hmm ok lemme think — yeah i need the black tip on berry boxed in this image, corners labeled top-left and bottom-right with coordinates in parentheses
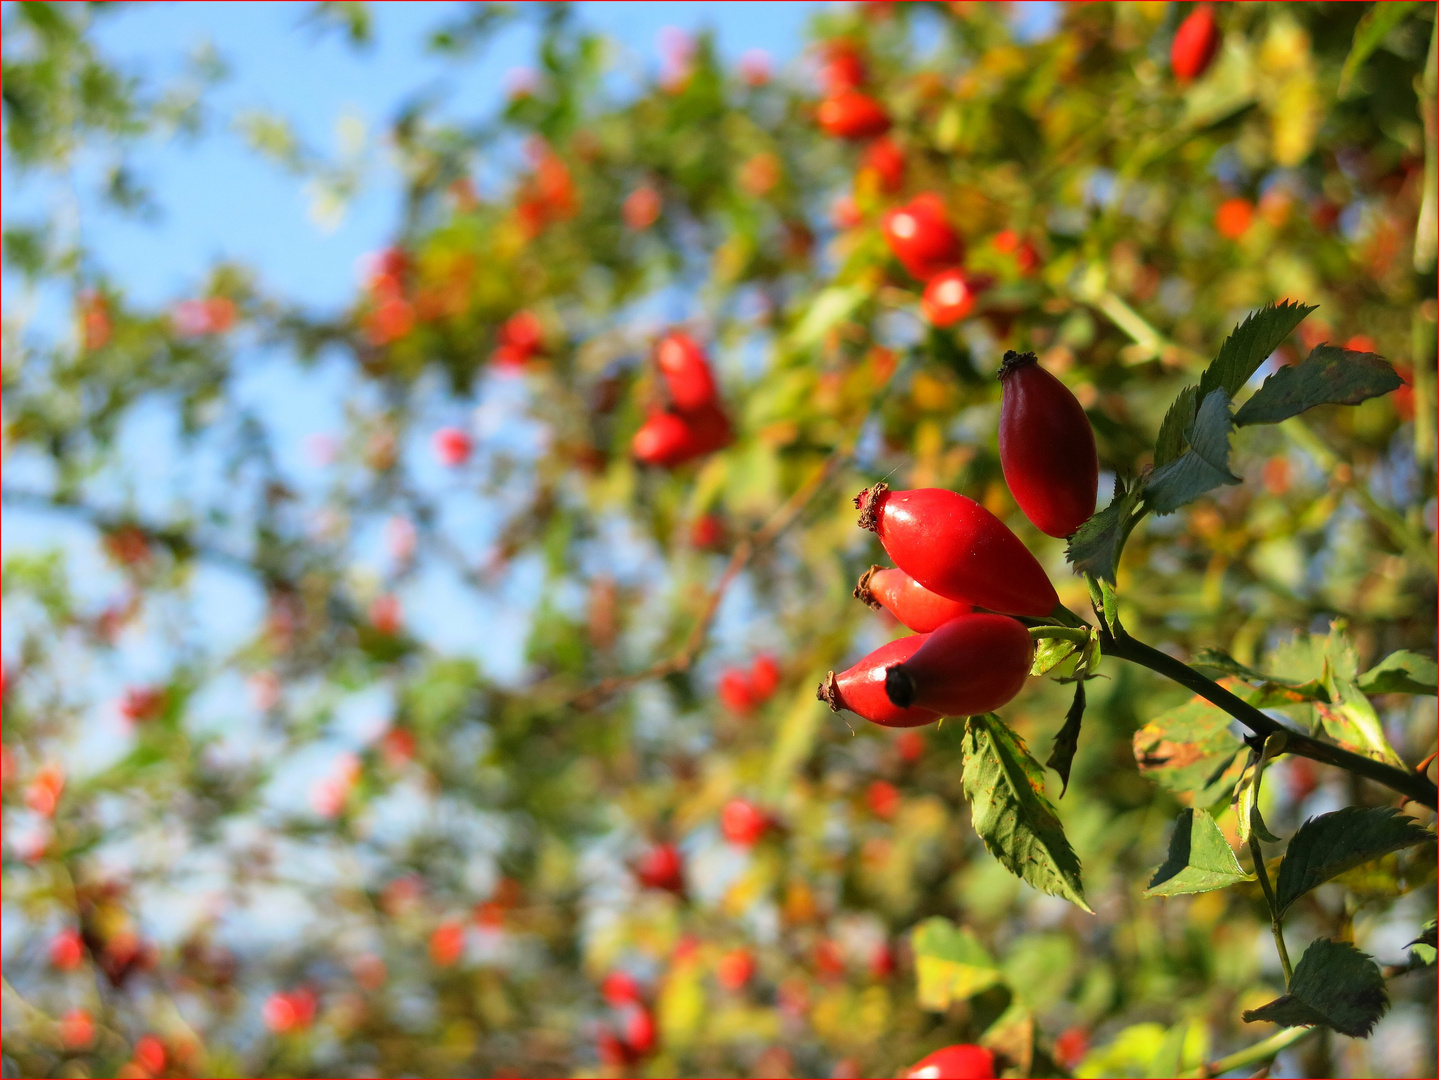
top-left (884, 664), bottom-right (917, 708)
top-left (853, 565), bottom-right (884, 609)
top-left (854, 483), bottom-right (889, 532)
top-left (817, 673), bottom-right (841, 711)
top-left (997, 350), bottom-right (1038, 380)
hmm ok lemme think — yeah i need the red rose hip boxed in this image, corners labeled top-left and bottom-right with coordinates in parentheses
top-left (921, 269), bottom-right (977, 327)
top-left (817, 634), bottom-right (941, 728)
top-left (997, 350), bottom-right (1098, 538)
top-left (903, 1043), bottom-right (996, 1080)
top-left (882, 194), bottom-right (963, 281)
top-left (816, 90), bottom-right (891, 140)
top-left (883, 613), bottom-right (1032, 717)
top-left (854, 565), bottom-right (972, 633)
top-left (854, 483), bottom-right (1059, 617)
top-left (720, 799), bottom-right (769, 845)
top-left (656, 331), bottom-right (718, 412)
top-left (1171, 4), bottom-right (1220, 83)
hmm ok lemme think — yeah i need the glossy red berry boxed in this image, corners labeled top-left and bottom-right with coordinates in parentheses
top-left (854, 565), bottom-right (971, 633)
top-left (884, 613), bottom-right (1033, 716)
top-left (817, 634), bottom-right (941, 728)
top-left (432, 427), bottom-right (472, 467)
top-left (921, 269), bottom-right (977, 327)
top-left (656, 331), bottom-right (718, 412)
top-left (997, 351), bottom-right (1098, 538)
top-left (1171, 4), bottom-right (1220, 83)
top-left (854, 483), bottom-right (1059, 617)
top-left (903, 1043), bottom-right (996, 1080)
top-left (816, 90), bottom-right (891, 140)
top-left (882, 194), bottom-right (963, 281)
top-left (860, 136), bottom-right (905, 193)
top-left (720, 798), bottom-right (769, 845)
top-left (631, 404), bottom-right (732, 468)
top-left (634, 842), bottom-right (685, 891)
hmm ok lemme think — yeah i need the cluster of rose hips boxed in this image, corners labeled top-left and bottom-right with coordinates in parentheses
top-left (820, 349), bottom-right (1098, 727)
top-left (717, 654), bottom-right (782, 715)
top-left (630, 331), bottom-right (734, 467)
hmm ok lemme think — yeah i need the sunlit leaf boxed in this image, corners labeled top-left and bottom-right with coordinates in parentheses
top-left (1274, 806), bottom-right (1435, 915)
top-left (1144, 808), bottom-right (1252, 897)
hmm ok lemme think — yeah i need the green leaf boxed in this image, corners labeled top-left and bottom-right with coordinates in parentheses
top-left (1045, 682), bottom-right (1086, 797)
top-left (1274, 806), bottom-right (1435, 916)
top-left (1357, 651), bottom-right (1438, 696)
top-left (1144, 808), bottom-right (1253, 897)
top-left (1132, 693), bottom-right (1247, 806)
top-left (1408, 920), bottom-right (1437, 966)
top-left (1192, 648), bottom-right (1328, 705)
top-left (1339, 1), bottom-right (1422, 98)
top-left (1318, 667), bottom-right (1404, 766)
top-left (1031, 635), bottom-right (1080, 677)
top-left (1242, 938), bottom-right (1388, 1038)
top-left (961, 714), bottom-right (1091, 912)
top-left (910, 917), bottom-right (1004, 1010)
top-left (1153, 384), bottom-right (1198, 468)
top-left (1142, 389), bottom-right (1240, 514)
top-left (1066, 476), bottom-right (1146, 582)
top-left (789, 283), bottom-right (868, 348)
top-left (1233, 732), bottom-right (1286, 845)
top-left (1198, 300), bottom-right (1317, 400)
top-left (1233, 345), bottom-right (1403, 426)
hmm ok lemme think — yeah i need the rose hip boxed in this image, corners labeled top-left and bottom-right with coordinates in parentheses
top-left (854, 483), bottom-right (1059, 617)
top-left (817, 634), bottom-right (941, 728)
top-left (854, 565), bottom-right (972, 633)
top-left (1171, 4), bottom-right (1220, 83)
top-left (997, 350), bottom-right (1099, 538)
top-left (903, 1043), bottom-right (996, 1079)
top-left (884, 613), bottom-right (1032, 717)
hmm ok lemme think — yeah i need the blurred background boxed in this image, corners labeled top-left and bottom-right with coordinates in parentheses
top-left (2, 2), bottom-right (1435, 1077)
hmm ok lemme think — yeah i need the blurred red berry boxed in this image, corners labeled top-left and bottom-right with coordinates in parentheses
top-left (368, 594), bottom-right (403, 635)
top-left (380, 727), bottom-right (416, 768)
top-left (903, 1044), bottom-right (995, 1079)
top-left (921, 269), bottom-right (978, 327)
top-left (50, 928), bottom-right (85, 970)
top-left (25, 764), bottom-right (65, 816)
top-left (860, 135), bottom-right (905, 193)
top-left (620, 1004), bottom-right (656, 1056)
top-left (689, 513), bottom-right (726, 549)
top-left (750, 655), bottom-right (781, 701)
top-left (820, 41), bottom-right (867, 94)
top-left (866, 779), bottom-right (901, 819)
top-left (60, 1008), bottom-right (95, 1051)
top-left (1054, 1026), bottom-right (1089, 1071)
top-left (882, 194), bottom-right (963, 280)
top-left (716, 948), bottom-right (756, 990)
top-left (816, 90), bottom-right (891, 140)
top-left (429, 921), bottom-right (465, 966)
top-left (718, 669), bottom-right (756, 714)
top-left (655, 331), bottom-right (719, 412)
top-left (1215, 198), bottom-right (1254, 240)
top-left (602, 969), bottom-right (644, 1006)
top-left (432, 427), bottom-right (472, 467)
top-left (119, 686), bottom-right (164, 724)
top-left (897, 730), bottom-right (925, 762)
top-left (720, 798), bottom-right (769, 846)
top-left (814, 938), bottom-right (845, 979)
top-left (635, 842), bottom-right (685, 891)
top-left (264, 989), bottom-right (316, 1034)
top-left (1171, 4), bottom-right (1220, 83)
top-left (134, 1035), bottom-right (167, 1075)
top-left (739, 49), bottom-right (772, 86)
top-left (624, 185), bottom-right (662, 231)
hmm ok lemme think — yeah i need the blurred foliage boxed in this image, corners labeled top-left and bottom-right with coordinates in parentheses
top-left (2, 2), bottom-right (1436, 1078)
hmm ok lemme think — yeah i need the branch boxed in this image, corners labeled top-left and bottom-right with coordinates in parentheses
top-left (1099, 630), bottom-right (1439, 809)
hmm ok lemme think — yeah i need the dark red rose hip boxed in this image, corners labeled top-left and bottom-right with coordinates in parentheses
top-left (997, 350), bottom-right (1098, 538)
top-left (883, 613), bottom-right (1032, 717)
top-left (854, 484), bottom-right (1059, 617)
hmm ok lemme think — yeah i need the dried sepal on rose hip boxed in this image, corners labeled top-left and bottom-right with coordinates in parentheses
top-left (997, 350), bottom-right (1098, 539)
top-left (817, 634), bottom-right (941, 728)
top-left (854, 483), bottom-right (1059, 618)
top-left (883, 613), bottom-right (1033, 717)
top-left (854, 565), bottom-right (972, 633)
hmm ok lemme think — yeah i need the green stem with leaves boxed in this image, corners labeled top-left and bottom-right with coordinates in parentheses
top-left (1094, 628), bottom-right (1439, 809)
top-left (1247, 828), bottom-right (1293, 986)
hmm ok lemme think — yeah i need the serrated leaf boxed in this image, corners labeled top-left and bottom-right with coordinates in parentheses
top-left (1339, 1), bottom-right (1422, 98)
top-left (1357, 651), bottom-right (1438, 696)
top-left (1066, 476), bottom-right (1146, 582)
top-left (910, 917), bottom-right (1004, 1010)
top-left (1192, 648), bottom-right (1327, 704)
top-left (1133, 693), bottom-right (1248, 806)
top-left (1318, 667), bottom-right (1404, 766)
top-left (1242, 938), bottom-right (1388, 1038)
top-left (1199, 300), bottom-right (1317, 400)
top-left (1274, 806), bottom-right (1435, 915)
top-left (1045, 682), bottom-right (1086, 797)
top-left (1143, 389), bottom-right (1241, 514)
top-left (961, 713), bottom-right (1091, 912)
top-left (1153, 384), bottom-right (1198, 467)
top-left (1031, 635), bottom-right (1080, 676)
top-left (1144, 808), bottom-right (1253, 897)
top-left (1234, 345), bottom-right (1403, 426)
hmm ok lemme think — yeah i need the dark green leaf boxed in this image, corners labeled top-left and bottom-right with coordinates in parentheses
top-left (1066, 476), bottom-right (1146, 582)
top-left (1275, 806), bottom-right (1435, 915)
top-left (1145, 808), bottom-right (1253, 897)
top-left (1242, 939), bottom-right (1388, 1037)
top-left (961, 713), bottom-right (1091, 912)
top-left (1199, 300), bottom-right (1317, 400)
top-left (1132, 694), bottom-right (1247, 805)
top-left (1357, 651), bottom-right (1438, 696)
top-left (910, 917), bottom-right (1004, 1010)
top-left (1153, 384), bottom-right (1198, 468)
top-left (1339, 1), bottom-right (1422, 97)
top-left (1234, 345), bottom-right (1403, 426)
top-left (1045, 681), bottom-right (1085, 797)
top-left (1143, 389), bottom-right (1240, 514)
